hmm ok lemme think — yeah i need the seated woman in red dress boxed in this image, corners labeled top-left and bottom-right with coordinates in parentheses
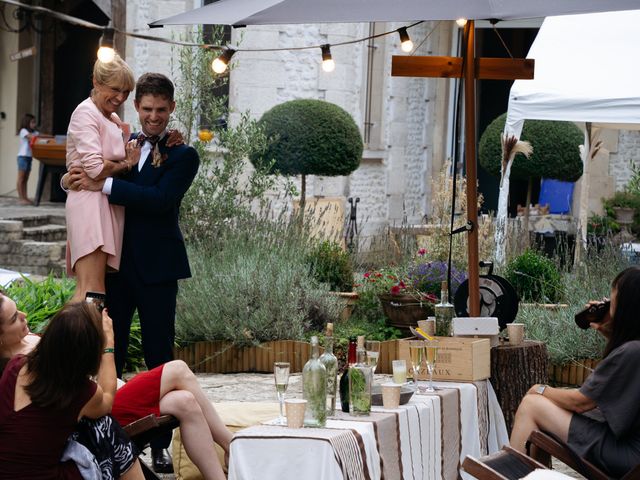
top-left (0, 293), bottom-right (232, 480)
top-left (0, 301), bottom-right (144, 479)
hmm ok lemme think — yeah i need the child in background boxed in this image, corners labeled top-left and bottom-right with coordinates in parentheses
top-left (16, 113), bottom-right (38, 205)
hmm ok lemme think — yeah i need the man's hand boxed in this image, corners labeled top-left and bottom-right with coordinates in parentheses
top-left (166, 129), bottom-right (185, 147)
top-left (68, 167), bottom-right (105, 192)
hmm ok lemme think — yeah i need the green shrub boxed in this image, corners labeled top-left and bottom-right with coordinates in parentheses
top-left (176, 215), bottom-right (343, 347)
top-left (505, 249), bottom-right (564, 303)
top-left (479, 113), bottom-right (583, 182)
top-left (587, 213), bottom-right (620, 236)
top-left (307, 241), bottom-right (354, 292)
top-left (517, 245), bottom-right (630, 366)
top-left (251, 99), bottom-right (363, 177)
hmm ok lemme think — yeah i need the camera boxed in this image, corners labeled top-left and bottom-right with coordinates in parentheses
top-left (85, 291), bottom-right (106, 313)
top-left (574, 300), bottom-right (610, 330)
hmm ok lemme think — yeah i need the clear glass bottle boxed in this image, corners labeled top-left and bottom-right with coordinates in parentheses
top-left (435, 281), bottom-right (454, 336)
top-left (339, 337), bottom-right (357, 412)
top-left (302, 335), bottom-right (327, 427)
top-left (349, 335), bottom-right (372, 416)
top-left (319, 323), bottom-right (338, 417)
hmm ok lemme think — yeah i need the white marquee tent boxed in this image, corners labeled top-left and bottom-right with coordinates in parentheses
top-left (500, 10), bottom-right (640, 252)
top-left (505, 9), bottom-right (640, 137)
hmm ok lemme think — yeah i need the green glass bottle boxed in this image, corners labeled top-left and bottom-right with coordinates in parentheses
top-left (302, 335), bottom-right (327, 427)
top-left (319, 323), bottom-right (338, 417)
top-left (435, 281), bottom-right (454, 336)
top-left (349, 335), bottom-right (372, 416)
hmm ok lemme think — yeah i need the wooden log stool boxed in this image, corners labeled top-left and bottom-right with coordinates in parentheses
top-left (490, 340), bottom-right (548, 434)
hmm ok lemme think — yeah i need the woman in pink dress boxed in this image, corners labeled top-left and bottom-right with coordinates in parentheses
top-left (66, 54), bottom-right (141, 302)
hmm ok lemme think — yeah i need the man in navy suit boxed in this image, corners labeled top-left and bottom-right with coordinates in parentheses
top-left (67, 72), bottom-right (199, 473)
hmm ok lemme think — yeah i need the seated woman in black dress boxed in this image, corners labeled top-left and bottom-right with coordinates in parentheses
top-left (510, 266), bottom-right (640, 478)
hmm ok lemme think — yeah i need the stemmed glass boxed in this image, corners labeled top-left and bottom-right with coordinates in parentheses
top-left (409, 340), bottom-right (425, 390)
top-left (365, 340), bottom-right (381, 373)
top-left (424, 340), bottom-right (439, 393)
top-left (274, 361), bottom-right (290, 425)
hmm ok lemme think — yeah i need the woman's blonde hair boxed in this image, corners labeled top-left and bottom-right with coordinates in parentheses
top-left (93, 53), bottom-right (135, 92)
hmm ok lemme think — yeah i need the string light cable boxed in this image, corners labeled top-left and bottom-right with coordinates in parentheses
top-left (1, 0), bottom-right (437, 72)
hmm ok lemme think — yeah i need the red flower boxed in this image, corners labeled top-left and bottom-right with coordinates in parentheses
top-left (399, 280), bottom-right (406, 289)
top-left (418, 248), bottom-right (427, 256)
top-left (364, 272), bottom-right (371, 278)
top-left (390, 285), bottom-right (401, 295)
top-left (375, 272), bottom-right (383, 278)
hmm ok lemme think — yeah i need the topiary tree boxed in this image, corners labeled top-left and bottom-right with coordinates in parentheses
top-left (250, 99), bottom-right (363, 216)
top-left (479, 113), bottom-right (584, 182)
top-left (504, 249), bottom-right (564, 303)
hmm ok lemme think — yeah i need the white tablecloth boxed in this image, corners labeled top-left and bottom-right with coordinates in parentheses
top-left (228, 380), bottom-right (508, 480)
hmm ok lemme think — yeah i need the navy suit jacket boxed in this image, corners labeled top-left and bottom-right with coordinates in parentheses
top-left (108, 135), bottom-right (199, 285)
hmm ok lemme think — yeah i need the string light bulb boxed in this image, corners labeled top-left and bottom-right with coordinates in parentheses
top-left (97, 27), bottom-right (115, 63)
top-left (456, 18), bottom-right (468, 27)
top-left (321, 44), bottom-right (335, 72)
top-left (397, 27), bottom-right (413, 53)
top-left (212, 48), bottom-right (235, 74)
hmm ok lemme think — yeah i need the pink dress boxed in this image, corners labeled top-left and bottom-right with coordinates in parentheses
top-left (65, 98), bottom-right (126, 273)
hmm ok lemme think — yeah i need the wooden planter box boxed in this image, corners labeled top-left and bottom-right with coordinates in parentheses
top-left (548, 359), bottom-right (600, 387)
top-left (397, 337), bottom-right (491, 381)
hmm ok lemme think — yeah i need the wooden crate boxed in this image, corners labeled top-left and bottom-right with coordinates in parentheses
top-left (397, 336), bottom-right (491, 381)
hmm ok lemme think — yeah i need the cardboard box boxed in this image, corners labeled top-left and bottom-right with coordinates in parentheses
top-left (397, 336), bottom-right (491, 382)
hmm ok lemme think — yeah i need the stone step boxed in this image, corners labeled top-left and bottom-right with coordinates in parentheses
top-left (23, 224), bottom-right (67, 242)
top-left (4, 214), bottom-right (51, 228)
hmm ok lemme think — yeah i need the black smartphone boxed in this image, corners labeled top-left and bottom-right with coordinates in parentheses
top-left (574, 300), bottom-right (610, 330)
top-left (85, 291), bottom-right (106, 313)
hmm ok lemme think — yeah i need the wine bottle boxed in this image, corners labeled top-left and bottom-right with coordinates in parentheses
top-left (349, 335), bottom-right (372, 416)
top-left (435, 280), bottom-right (454, 336)
top-left (302, 335), bottom-right (327, 427)
top-left (319, 323), bottom-right (338, 417)
top-left (339, 336), bottom-right (357, 413)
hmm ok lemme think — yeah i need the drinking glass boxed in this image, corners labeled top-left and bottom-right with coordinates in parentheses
top-left (365, 340), bottom-right (381, 373)
top-left (408, 340), bottom-right (425, 389)
top-left (424, 340), bottom-right (439, 393)
top-left (274, 362), bottom-right (290, 425)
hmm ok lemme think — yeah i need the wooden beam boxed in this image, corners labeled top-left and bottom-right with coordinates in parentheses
top-left (392, 56), bottom-right (534, 80)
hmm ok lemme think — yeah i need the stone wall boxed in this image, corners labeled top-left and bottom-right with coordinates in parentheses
top-left (610, 129), bottom-right (640, 191)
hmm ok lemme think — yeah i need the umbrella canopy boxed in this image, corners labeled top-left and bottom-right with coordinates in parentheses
top-left (150, 0), bottom-right (640, 27)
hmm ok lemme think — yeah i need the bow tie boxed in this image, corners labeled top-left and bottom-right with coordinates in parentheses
top-left (137, 134), bottom-right (160, 146)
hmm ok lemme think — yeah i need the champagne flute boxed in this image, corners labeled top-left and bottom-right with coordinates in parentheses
top-left (409, 340), bottom-right (425, 390)
top-left (365, 340), bottom-right (381, 373)
top-left (424, 340), bottom-right (439, 393)
top-left (274, 362), bottom-right (290, 425)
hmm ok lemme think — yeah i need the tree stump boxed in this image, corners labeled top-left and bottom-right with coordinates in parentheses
top-left (490, 340), bottom-right (548, 434)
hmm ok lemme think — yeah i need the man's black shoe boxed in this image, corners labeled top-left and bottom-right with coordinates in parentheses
top-left (151, 448), bottom-right (174, 474)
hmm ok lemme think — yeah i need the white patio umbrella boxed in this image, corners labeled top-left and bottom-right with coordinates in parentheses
top-left (150, 0), bottom-right (640, 316)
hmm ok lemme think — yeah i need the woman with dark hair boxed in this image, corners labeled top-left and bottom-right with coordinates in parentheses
top-left (510, 266), bottom-right (640, 477)
top-left (0, 293), bottom-right (231, 480)
top-left (0, 301), bottom-right (144, 479)
top-left (16, 113), bottom-right (38, 205)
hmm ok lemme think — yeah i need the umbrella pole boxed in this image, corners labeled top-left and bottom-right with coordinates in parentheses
top-left (463, 21), bottom-right (480, 316)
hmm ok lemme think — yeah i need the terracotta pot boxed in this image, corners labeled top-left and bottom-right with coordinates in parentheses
top-left (613, 206), bottom-right (635, 225)
top-left (378, 293), bottom-right (435, 335)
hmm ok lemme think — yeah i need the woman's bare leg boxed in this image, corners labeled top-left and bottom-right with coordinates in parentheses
top-left (510, 393), bottom-right (573, 452)
top-left (71, 249), bottom-right (107, 302)
top-left (159, 390), bottom-right (226, 480)
top-left (159, 360), bottom-right (233, 452)
top-left (120, 459), bottom-right (144, 480)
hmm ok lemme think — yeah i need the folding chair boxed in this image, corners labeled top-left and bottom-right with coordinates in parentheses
top-left (462, 445), bottom-right (548, 480)
top-left (527, 430), bottom-right (640, 480)
top-left (123, 414), bottom-right (180, 480)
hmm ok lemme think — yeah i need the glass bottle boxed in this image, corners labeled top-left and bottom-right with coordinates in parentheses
top-left (339, 336), bottom-right (357, 412)
top-left (349, 335), bottom-right (372, 416)
top-left (435, 281), bottom-right (454, 336)
top-left (302, 335), bottom-right (327, 427)
top-left (319, 323), bottom-right (338, 417)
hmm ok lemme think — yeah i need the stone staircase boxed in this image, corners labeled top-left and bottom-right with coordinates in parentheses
top-left (0, 214), bottom-right (67, 276)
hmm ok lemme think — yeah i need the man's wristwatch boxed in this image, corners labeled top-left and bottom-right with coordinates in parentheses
top-left (535, 384), bottom-right (547, 395)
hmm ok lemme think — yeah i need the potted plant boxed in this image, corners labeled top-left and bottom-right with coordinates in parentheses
top-left (606, 191), bottom-right (638, 225)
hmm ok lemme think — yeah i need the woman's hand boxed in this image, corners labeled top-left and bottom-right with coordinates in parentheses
top-left (166, 129), bottom-right (185, 147)
top-left (124, 139), bottom-right (142, 170)
top-left (102, 308), bottom-right (115, 350)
